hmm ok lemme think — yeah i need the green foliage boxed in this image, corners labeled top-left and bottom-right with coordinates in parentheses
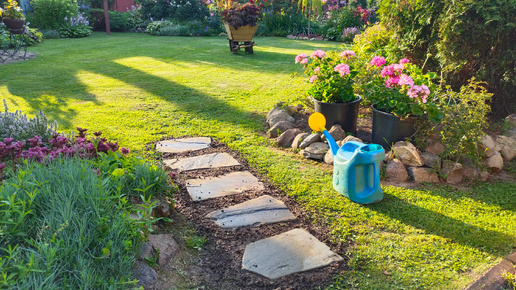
top-left (257, 11), bottom-right (307, 36)
top-left (58, 24), bottom-right (91, 37)
top-left (31, 0), bottom-right (79, 30)
top-left (40, 29), bottom-right (61, 39)
top-left (322, 6), bottom-right (363, 40)
top-left (87, 9), bottom-right (147, 32)
top-left (503, 270), bottom-right (516, 290)
top-left (146, 19), bottom-right (220, 36)
top-left (96, 150), bottom-right (175, 198)
top-left (0, 99), bottom-right (57, 142)
top-left (352, 23), bottom-right (395, 61)
top-left (185, 235), bottom-right (206, 251)
top-left (135, 0), bottom-right (209, 22)
top-left (0, 26), bottom-right (43, 47)
top-left (378, 0), bottom-right (516, 116)
top-left (0, 158), bottom-right (145, 288)
top-left (417, 79), bottom-right (492, 164)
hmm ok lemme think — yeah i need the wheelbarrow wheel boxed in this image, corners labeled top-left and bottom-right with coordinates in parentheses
top-left (244, 42), bottom-right (254, 54)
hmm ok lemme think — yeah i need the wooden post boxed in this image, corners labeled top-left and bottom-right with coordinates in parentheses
top-left (103, 0), bottom-right (111, 35)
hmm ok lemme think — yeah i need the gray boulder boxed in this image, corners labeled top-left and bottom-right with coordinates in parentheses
top-left (299, 133), bottom-right (321, 149)
top-left (479, 135), bottom-right (496, 158)
top-left (484, 151), bottom-right (504, 172)
top-left (300, 142), bottom-right (329, 160)
top-left (421, 152), bottom-right (441, 169)
top-left (133, 261), bottom-right (158, 288)
top-left (276, 129), bottom-right (302, 148)
top-left (495, 135), bottom-right (516, 161)
top-left (407, 167), bottom-right (439, 183)
top-left (267, 121), bottom-right (295, 138)
top-left (441, 160), bottom-right (463, 184)
top-left (392, 141), bottom-right (424, 167)
top-left (292, 133), bottom-right (310, 149)
top-left (385, 159), bottom-right (409, 182)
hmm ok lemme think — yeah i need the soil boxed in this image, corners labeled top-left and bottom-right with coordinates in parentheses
top-left (149, 140), bottom-right (350, 290)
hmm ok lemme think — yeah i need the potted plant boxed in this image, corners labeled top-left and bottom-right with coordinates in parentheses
top-left (221, 2), bottom-right (260, 53)
top-left (1, 0), bottom-right (25, 32)
top-left (359, 56), bottom-right (443, 149)
top-left (296, 49), bottom-right (362, 134)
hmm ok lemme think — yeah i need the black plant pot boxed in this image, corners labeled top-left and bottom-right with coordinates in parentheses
top-left (313, 95), bottom-right (362, 134)
top-left (2, 18), bottom-right (25, 31)
top-left (371, 105), bottom-right (419, 150)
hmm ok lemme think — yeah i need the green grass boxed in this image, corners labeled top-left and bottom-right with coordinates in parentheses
top-left (1, 33), bottom-right (516, 289)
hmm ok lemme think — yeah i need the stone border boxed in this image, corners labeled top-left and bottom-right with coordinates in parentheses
top-left (0, 51), bottom-right (38, 65)
top-left (465, 250), bottom-right (516, 289)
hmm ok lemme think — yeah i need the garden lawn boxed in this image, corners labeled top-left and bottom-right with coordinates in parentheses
top-left (1, 32), bottom-right (515, 289)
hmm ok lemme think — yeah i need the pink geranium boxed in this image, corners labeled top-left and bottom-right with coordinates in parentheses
top-left (399, 74), bottom-right (414, 87)
top-left (314, 66), bottom-right (321, 74)
top-left (309, 75), bottom-right (318, 83)
top-left (370, 56), bottom-right (386, 67)
top-left (334, 63), bottom-right (350, 77)
top-left (400, 58), bottom-right (410, 64)
top-left (310, 50), bottom-right (327, 59)
top-left (340, 50), bottom-right (356, 59)
top-left (295, 53), bottom-right (308, 64)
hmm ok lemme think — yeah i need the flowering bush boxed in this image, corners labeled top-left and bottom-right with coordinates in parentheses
top-left (222, 2), bottom-right (260, 28)
top-left (296, 49), bottom-right (359, 103)
top-left (360, 56), bottom-right (443, 121)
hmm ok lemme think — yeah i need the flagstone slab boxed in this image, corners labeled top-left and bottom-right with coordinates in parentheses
top-left (156, 137), bottom-right (212, 153)
top-left (242, 228), bottom-right (343, 280)
top-left (186, 171), bottom-right (264, 201)
top-left (206, 195), bottom-right (296, 228)
top-left (164, 153), bottom-right (240, 172)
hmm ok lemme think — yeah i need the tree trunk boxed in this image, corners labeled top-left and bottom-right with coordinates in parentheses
top-left (103, 0), bottom-right (111, 35)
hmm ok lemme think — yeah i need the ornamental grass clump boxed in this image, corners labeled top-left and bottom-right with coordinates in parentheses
top-left (296, 49), bottom-right (359, 103)
top-left (359, 56), bottom-right (443, 122)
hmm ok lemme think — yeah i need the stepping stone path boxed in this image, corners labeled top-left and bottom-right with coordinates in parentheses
top-left (187, 171), bottom-right (264, 201)
top-left (162, 137), bottom-right (342, 281)
top-left (206, 195), bottom-right (296, 228)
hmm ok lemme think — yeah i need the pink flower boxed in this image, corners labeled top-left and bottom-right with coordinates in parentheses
top-left (400, 58), bottom-right (410, 64)
top-left (385, 76), bottom-right (400, 88)
top-left (399, 74), bottom-right (414, 87)
top-left (340, 50), bottom-right (356, 59)
top-left (314, 66), bottom-right (321, 74)
top-left (381, 65), bottom-right (395, 77)
top-left (310, 50), bottom-right (327, 59)
top-left (407, 84), bottom-right (431, 101)
top-left (300, 58), bottom-right (308, 64)
top-left (334, 63), bottom-right (350, 77)
top-left (393, 63), bottom-right (404, 74)
top-left (370, 56), bottom-right (386, 67)
top-left (309, 75), bottom-right (318, 83)
top-left (295, 53), bottom-right (308, 64)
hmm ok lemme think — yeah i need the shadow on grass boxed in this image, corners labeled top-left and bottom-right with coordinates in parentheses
top-left (367, 193), bottom-right (516, 256)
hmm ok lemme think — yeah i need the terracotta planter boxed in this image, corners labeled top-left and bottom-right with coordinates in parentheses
top-left (224, 23), bottom-right (257, 42)
top-left (371, 105), bottom-right (420, 150)
top-left (313, 95), bottom-right (362, 134)
top-left (2, 18), bottom-right (25, 31)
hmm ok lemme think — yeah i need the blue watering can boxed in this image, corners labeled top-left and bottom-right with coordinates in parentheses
top-left (309, 113), bottom-right (385, 204)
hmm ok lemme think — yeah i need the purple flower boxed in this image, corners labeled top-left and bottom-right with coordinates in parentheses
top-left (120, 147), bottom-right (130, 155)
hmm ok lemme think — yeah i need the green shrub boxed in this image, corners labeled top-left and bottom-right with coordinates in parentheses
top-left (0, 158), bottom-right (154, 287)
top-left (40, 29), bottom-right (61, 39)
top-left (31, 0), bottom-right (79, 30)
top-left (59, 12), bottom-right (92, 37)
top-left (258, 11), bottom-right (307, 36)
top-left (0, 100), bottom-right (57, 142)
top-left (378, 0), bottom-right (516, 117)
top-left (417, 80), bottom-right (492, 165)
top-left (352, 23), bottom-right (395, 61)
top-left (322, 6), bottom-right (363, 40)
top-left (135, 0), bottom-right (209, 22)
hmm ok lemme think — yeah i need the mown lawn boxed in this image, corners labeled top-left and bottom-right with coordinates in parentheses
top-left (1, 32), bottom-right (515, 289)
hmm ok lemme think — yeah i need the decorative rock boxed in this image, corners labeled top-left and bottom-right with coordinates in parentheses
top-left (164, 153), bottom-right (240, 172)
top-left (276, 128), bottom-right (302, 148)
top-left (300, 142), bottom-right (329, 160)
top-left (299, 133), bottom-right (321, 149)
top-left (385, 159), bottom-right (409, 182)
top-left (507, 129), bottom-right (516, 140)
top-left (286, 34), bottom-right (296, 39)
top-left (291, 133), bottom-right (310, 149)
top-left (462, 165), bottom-right (480, 181)
top-left (441, 160), bottom-right (463, 184)
top-left (327, 124), bottom-right (346, 142)
top-left (206, 195), bottom-right (296, 229)
top-left (242, 228), bottom-right (343, 280)
top-left (285, 105), bottom-right (297, 116)
top-left (267, 121), bottom-right (295, 138)
top-left (324, 150), bottom-right (333, 164)
top-left (506, 113), bottom-right (516, 128)
top-left (267, 109), bottom-right (294, 128)
top-left (480, 170), bottom-right (489, 181)
top-left (484, 151), bottom-right (504, 172)
top-left (407, 167), bottom-right (439, 183)
top-left (421, 152), bottom-right (441, 169)
top-left (133, 261), bottom-right (158, 288)
top-left (139, 241), bottom-right (154, 261)
top-left (424, 142), bottom-right (445, 155)
top-left (339, 134), bottom-right (363, 144)
top-left (479, 135), bottom-right (496, 158)
top-left (152, 198), bottom-right (170, 218)
top-left (148, 234), bottom-right (180, 266)
top-left (495, 135), bottom-right (516, 161)
top-left (156, 137), bottom-right (211, 153)
top-left (392, 141), bottom-right (425, 167)
top-left (186, 171), bottom-right (264, 201)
